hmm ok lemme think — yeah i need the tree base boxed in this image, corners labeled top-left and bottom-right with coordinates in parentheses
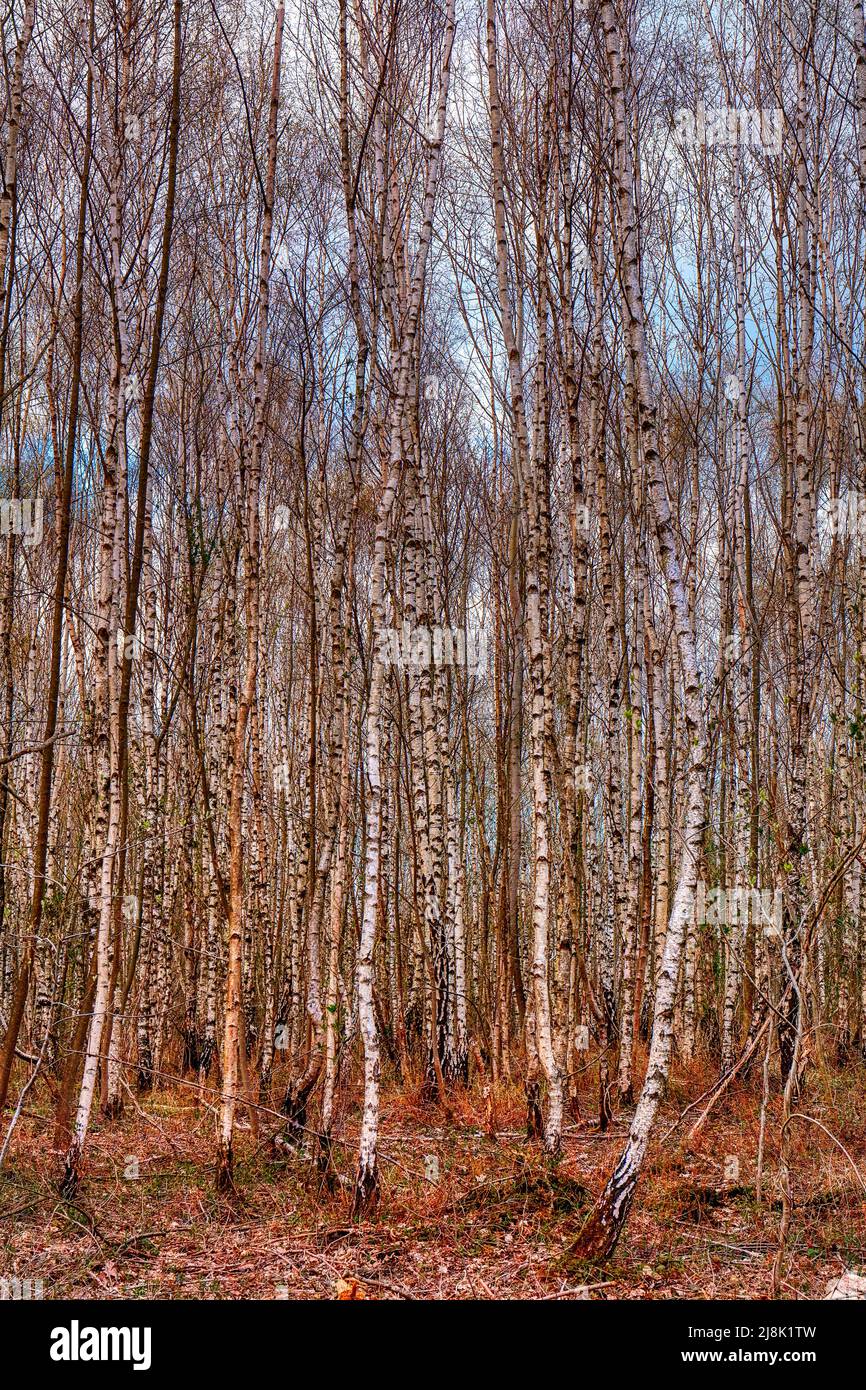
top-left (60, 1143), bottom-right (82, 1200)
top-left (352, 1160), bottom-right (379, 1220)
top-left (570, 1172), bottom-right (636, 1262)
top-left (543, 1128), bottom-right (562, 1161)
top-left (215, 1138), bottom-right (236, 1195)
top-left (317, 1131), bottom-right (338, 1195)
top-left (182, 1027), bottom-right (201, 1075)
top-left (198, 1039), bottom-right (215, 1077)
top-left (281, 1065), bottom-right (321, 1146)
top-left (102, 1095), bottom-right (123, 1121)
top-left (525, 1080), bottom-right (543, 1139)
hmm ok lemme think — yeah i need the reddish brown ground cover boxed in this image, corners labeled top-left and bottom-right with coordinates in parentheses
top-left (2, 1060), bottom-right (864, 1300)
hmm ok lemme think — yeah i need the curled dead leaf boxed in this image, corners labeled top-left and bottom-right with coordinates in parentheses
top-left (335, 1277), bottom-right (366, 1300)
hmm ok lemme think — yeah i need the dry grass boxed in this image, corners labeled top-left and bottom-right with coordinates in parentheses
top-left (2, 1057), bottom-right (865, 1299)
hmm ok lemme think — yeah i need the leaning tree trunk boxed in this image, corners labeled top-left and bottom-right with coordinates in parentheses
top-left (572, 0), bottom-right (708, 1261)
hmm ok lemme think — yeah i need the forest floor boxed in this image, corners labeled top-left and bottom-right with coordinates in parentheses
top-left (2, 1056), bottom-right (866, 1300)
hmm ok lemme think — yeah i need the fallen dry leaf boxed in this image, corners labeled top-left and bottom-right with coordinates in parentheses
top-left (335, 1278), bottom-right (366, 1300)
